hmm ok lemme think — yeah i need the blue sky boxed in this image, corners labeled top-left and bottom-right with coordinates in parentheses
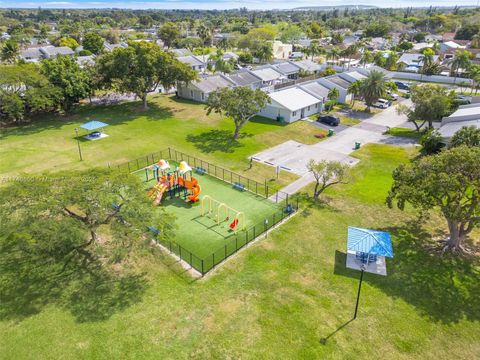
top-left (0, 0), bottom-right (478, 10)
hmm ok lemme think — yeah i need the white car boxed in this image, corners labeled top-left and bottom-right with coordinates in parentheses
top-left (387, 90), bottom-right (399, 101)
top-left (373, 98), bottom-right (391, 109)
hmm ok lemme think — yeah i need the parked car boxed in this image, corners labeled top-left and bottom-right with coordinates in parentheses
top-left (387, 90), bottom-right (399, 101)
top-left (317, 115), bottom-right (340, 126)
top-left (455, 95), bottom-right (472, 105)
top-left (373, 98), bottom-right (391, 109)
top-left (394, 81), bottom-right (410, 90)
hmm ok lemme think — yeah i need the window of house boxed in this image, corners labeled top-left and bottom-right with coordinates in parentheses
top-left (292, 111), bottom-right (296, 117)
top-left (201, 93), bottom-right (204, 100)
top-left (315, 103), bottom-right (318, 108)
top-left (190, 90), bottom-right (194, 97)
top-left (308, 106), bottom-right (311, 111)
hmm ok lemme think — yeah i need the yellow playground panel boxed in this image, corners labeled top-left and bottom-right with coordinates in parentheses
top-left (201, 195), bottom-right (246, 233)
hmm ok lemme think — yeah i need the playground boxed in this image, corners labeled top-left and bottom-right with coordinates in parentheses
top-left (139, 159), bottom-right (284, 267)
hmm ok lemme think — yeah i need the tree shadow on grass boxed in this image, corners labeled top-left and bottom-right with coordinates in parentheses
top-left (0, 249), bottom-right (148, 323)
top-left (294, 192), bottom-right (340, 218)
top-left (333, 220), bottom-right (480, 324)
top-left (186, 129), bottom-right (252, 153)
top-left (0, 100), bottom-right (175, 140)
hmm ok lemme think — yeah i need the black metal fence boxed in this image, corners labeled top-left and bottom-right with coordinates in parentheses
top-left (113, 147), bottom-right (297, 276)
top-left (113, 147), bottom-right (290, 205)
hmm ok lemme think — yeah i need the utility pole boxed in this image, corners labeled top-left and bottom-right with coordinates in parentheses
top-left (353, 265), bottom-right (366, 320)
top-left (74, 128), bottom-right (83, 161)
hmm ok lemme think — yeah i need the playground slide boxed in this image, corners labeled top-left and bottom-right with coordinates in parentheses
top-left (153, 184), bottom-right (168, 205)
top-left (187, 184), bottom-right (201, 203)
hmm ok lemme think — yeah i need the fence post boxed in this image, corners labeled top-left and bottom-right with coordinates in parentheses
top-left (266, 181), bottom-right (269, 199)
top-left (179, 246), bottom-right (182, 261)
top-left (213, 253), bottom-right (215, 267)
top-left (236, 237), bottom-right (238, 250)
top-left (224, 245), bottom-right (227, 259)
top-left (201, 260), bottom-right (204, 275)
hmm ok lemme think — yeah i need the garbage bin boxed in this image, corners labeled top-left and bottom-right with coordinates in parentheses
top-left (354, 142), bottom-right (361, 150)
top-left (277, 116), bottom-right (285, 124)
top-left (328, 129), bottom-right (334, 137)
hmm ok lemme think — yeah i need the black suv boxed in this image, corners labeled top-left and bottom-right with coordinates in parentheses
top-left (317, 115), bottom-right (340, 126)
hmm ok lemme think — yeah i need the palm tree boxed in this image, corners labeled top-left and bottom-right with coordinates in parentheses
top-left (307, 40), bottom-right (321, 61)
top-left (468, 64), bottom-right (480, 94)
top-left (450, 50), bottom-right (472, 81)
top-left (343, 44), bottom-right (358, 69)
top-left (1, 40), bottom-right (19, 64)
top-left (347, 80), bottom-right (362, 106)
top-left (328, 47), bottom-right (340, 65)
top-left (360, 49), bottom-right (373, 68)
top-left (359, 70), bottom-right (388, 111)
top-left (326, 87), bottom-right (340, 111)
top-left (197, 23), bottom-right (212, 72)
top-left (255, 42), bottom-right (273, 63)
top-left (419, 48), bottom-right (435, 78)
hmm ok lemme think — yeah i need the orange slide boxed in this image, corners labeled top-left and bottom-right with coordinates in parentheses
top-left (187, 183), bottom-right (201, 202)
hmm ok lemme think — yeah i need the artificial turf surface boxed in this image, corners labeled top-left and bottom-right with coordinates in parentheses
top-left (139, 165), bottom-right (282, 267)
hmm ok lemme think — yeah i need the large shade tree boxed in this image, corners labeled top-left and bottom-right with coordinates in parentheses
top-left (41, 55), bottom-right (92, 111)
top-left (96, 41), bottom-right (196, 109)
top-left (0, 63), bottom-right (61, 123)
top-left (82, 32), bottom-right (104, 54)
top-left (157, 22), bottom-right (180, 48)
top-left (205, 86), bottom-right (270, 139)
top-left (387, 146), bottom-right (480, 253)
top-left (396, 84), bottom-right (456, 131)
top-left (0, 169), bottom-right (175, 320)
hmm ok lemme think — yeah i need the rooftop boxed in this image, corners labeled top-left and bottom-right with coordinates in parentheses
top-left (250, 66), bottom-right (284, 82)
top-left (228, 70), bottom-right (262, 87)
top-left (269, 87), bottom-right (321, 111)
top-left (192, 75), bottom-right (234, 93)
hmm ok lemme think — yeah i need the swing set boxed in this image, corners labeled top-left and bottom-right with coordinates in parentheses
top-left (201, 195), bottom-right (246, 232)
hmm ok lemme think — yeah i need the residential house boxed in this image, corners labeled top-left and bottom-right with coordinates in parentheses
top-left (176, 74), bottom-right (235, 102)
top-left (171, 48), bottom-right (192, 57)
top-left (291, 59), bottom-right (322, 75)
top-left (19, 46), bottom-right (74, 62)
top-left (76, 55), bottom-right (95, 67)
top-left (273, 61), bottom-right (301, 80)
top-left (249, 65), bottom-right (286, 86)
top-left (442, 32), bottom-right (456, 42)
top-left (258, 87), bottom-right (323, 123)
top-left (317, 75), bottom-right (353, 103)
top-left (425, 34), bottom-right (443, 42)
top-left (177, 55), bottom-right (206, 72)
top-left (103, 42), bottom-right (128, 51)
top-left (412, 42), bottom-right (433, 51)
top-left (339, 71), bottom-right (367, 84)
top-left (228, 70), bottom-right (263, 90)
top-left (273, 41), bottom-right (293, 60)
top-left (440, 41), bottom-right (466, 54)
top-left (439, 103), bottom-right (480, 144)
top-left (297, 81), bottom-right (331, 102)
top-left (397, 53), bottom-right (440, 72)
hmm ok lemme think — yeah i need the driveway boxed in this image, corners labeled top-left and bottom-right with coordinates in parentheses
top-left (252, 99), bottom-right (413, 178)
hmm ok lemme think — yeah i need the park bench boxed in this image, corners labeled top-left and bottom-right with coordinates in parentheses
top-left (232, 182), bottom-right (246, 191)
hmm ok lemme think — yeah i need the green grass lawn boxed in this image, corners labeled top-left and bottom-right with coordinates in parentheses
top-left (1, 143), bottom-right (479, 359)
top-left (140, 168), bottom-right (281, 263)
top-left (0, 94), bottom-right (321, 190)
top-left (386, 127), bottom-right (423, 140)
top-left (1, 94), bottom-right (479, 359)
